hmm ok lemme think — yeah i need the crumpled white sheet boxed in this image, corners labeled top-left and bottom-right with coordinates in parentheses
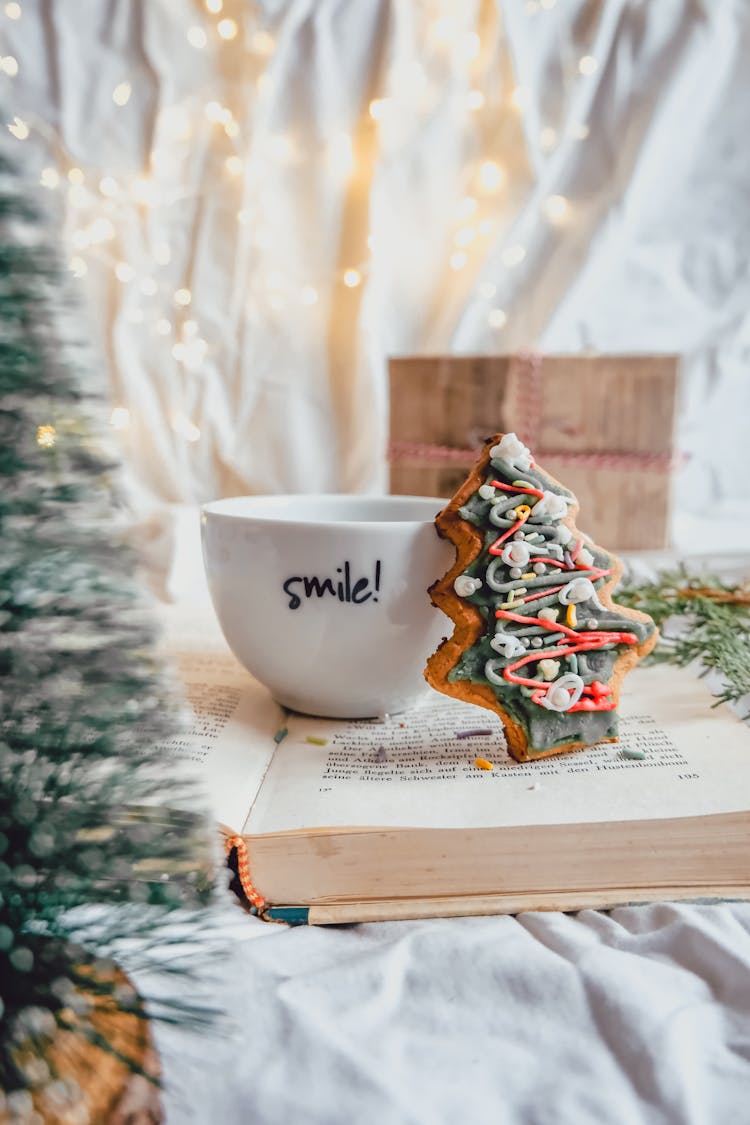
top-left (5, 0), bottom-right (750, 580)
top-left (145, 897), bottom-right (750, 1125)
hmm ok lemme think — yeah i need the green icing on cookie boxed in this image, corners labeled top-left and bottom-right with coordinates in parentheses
top-left (449, 434), bottom-right (655, 754)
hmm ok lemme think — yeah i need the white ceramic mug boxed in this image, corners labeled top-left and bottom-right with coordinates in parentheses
top-left (200, 494), bottom-right (453, 718)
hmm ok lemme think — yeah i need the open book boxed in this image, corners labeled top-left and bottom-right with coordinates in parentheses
top-left (158, 607), bottom-right (750, 924)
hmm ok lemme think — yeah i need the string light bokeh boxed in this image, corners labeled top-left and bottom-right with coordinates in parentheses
top-left (3, 0), bottom-right (618, 498)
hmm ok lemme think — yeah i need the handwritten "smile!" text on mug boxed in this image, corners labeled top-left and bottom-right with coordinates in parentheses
top-left (283, 561), bottom-right (382, 610)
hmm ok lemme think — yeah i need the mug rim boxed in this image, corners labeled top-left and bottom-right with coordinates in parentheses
top-left (201, 493), bottom-right (447, 528)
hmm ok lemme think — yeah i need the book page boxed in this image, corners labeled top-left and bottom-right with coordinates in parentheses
top-left (245, 665), bottom-right (750, 833)
top-left (156, 604), bottom-right (283, 831)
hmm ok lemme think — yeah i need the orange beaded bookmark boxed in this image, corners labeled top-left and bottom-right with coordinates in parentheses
top-left (225, 834), bottom-right (266, 913)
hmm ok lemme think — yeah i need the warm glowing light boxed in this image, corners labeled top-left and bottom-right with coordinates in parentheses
top-left (502, 245), bottom-right (526, 267)
top-left (1, 55), bottom-right (18, 75)
top-left (69, 256), bottom-right (87, 278)
top-left (110, 406), bottom-right (130, 429)
top-left (67, 167), bottom-right (84, 185)
top-left (187, 26), bottom-right (207, 48)
top-left (369, 99), bottom-right (389, 120)
top-left (205, 0), bottom-right (222, 11)
top-left (112, 81), bottom-right (132, 106)
top-left (301, 286), bottom-right (318, 306)
top-left (570, 122), bottom-right (590, 140)
top-left (457, 196), bottom-right (478, 220)
top-left (174, 287), bottom-right (192, 306)
top-left (478, 218), bottom-right (495, 235)
top-left (7, 116), bottom-right (29, 140)
top-left (510, 87), bottom-right (525, 109)
top-left (36, 424), bottom-right (56, 448)
top-left (140, 277), bottom-right (158, 296)
top-left (237, 210), bottom-right (249, 225)
top-left (115, 262), bottom-right (135, 283)
top-left (479, 161), bottom-right (504, 191)
top-left (204, 100), bottom-right (225, 123)
top-left (225, 155), bottom-right (243, 175)
top-left (466, 90), bottom-right (485, 111)
top-left (579, 55), bottom-right (598, 75)
top-left (99, 176), bottom-right (118, 196)
top-left (251, 29), bottom-right (275, 55)
top-left (543, 194), bottom-right (569, 223)
top-left (343, 269), bottom-right (361, 288)
top-left (40, 167), bottom-right (59, 189)
top-left (217, 18), bottom-right (238, 39)
top-left (479, 281), bottom-right (497, 299)
top-left (450, 252), bottom-right (468, 270)
top-left (5, 3), bottom-right (21, 19)
top-left (224, 120), bottom-right (239, 138)
top-left (156, 318), bottom-right (172, 336)
top-left (454, 227), bottom-right (476, 248)
top-left (160, 105), bottom-right (192, 142)
top-left (87, 217), bottom-right (115, 243)
top-left (488, 308), bottom-right (507, 329)
top-left (153, 241), bottom-right (171, 265)
top-left (540, 126), bottom-right (557, 152)
top-left (183, 319), bottom-right (198, 337)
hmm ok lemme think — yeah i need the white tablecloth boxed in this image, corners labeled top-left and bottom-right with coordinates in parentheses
top-left (147, 897), bottom-right (750, 1124)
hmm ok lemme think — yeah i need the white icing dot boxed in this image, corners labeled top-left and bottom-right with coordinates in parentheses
top-left (533, 491), bottom-right (569, 520)
top-left (577, 547), bottom-right (595, 568)
top-left (538, 607), bottom-right (559, 623)
top-left (538, 658), bottom-right (561, 681)
top-left (556, 524), bottom-right (573, 545)
top-left (533, 562), bottom-right (546, 575)
top-left (539, 673), bottom-right (584, 712)
top-left (489, 634), bottom-right (524, 659)
top-left (478, 484), bottom-right (496, 500)
top-left (501, 540), bottom-right (531, 569)
top-left (559, 577), bottom-right (596, 605)
top-left (489, 432), bottom-right (533, 471)
top-left (509, 567), bottom-right (522, 579)
top-left (454, 575), bottom-right (482, 598)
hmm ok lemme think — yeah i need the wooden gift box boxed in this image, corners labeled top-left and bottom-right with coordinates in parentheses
top-left (388, 354), bottom-right (679, 551)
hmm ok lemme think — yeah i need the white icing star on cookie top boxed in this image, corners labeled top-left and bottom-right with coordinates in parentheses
top-left (489, 432), bottom-right (532, 472)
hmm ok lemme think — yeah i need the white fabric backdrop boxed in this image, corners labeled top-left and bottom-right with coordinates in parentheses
top-left (5, 0), bottom-right (750, 575)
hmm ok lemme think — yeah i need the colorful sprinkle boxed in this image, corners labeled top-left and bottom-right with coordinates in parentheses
top-left (306, 735), bottom-right (328, 746)
top-left (475, 757), bottom-right (494, 770)
top-left (273, 726), bottom-right (289, 744)
top-left (456, 728), bottom-right (494, 739)
top-left (566, 603), bottom-right (577, 627)
top-left (621, 747), bottom-right (646, 760)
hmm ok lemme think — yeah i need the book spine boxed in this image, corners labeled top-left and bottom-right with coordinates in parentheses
top-left (224, 834), bottom-right (266, 914)
top-left (264, 906), bottom-right (310, 925)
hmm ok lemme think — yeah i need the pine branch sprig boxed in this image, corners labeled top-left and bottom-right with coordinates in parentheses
top-left (619, 567), bottom-right (750, 714)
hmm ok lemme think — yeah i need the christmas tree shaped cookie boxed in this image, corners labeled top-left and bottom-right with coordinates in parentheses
top-left (426, 433), bottom-right (658, 760)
